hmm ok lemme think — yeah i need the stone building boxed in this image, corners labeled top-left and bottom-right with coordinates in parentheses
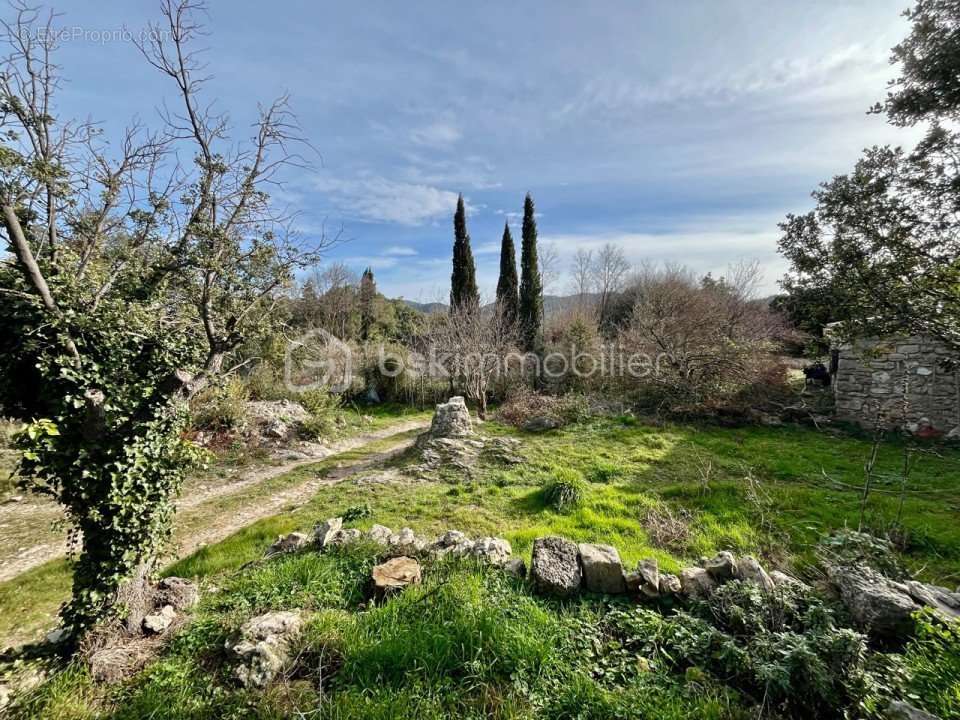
top-left (832, 333), bottom-right (959, 435)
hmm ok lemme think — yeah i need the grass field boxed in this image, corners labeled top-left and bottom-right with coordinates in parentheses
top-left (5, 415), bottom-right (960, 719)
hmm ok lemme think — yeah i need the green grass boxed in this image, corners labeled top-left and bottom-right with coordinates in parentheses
top-left (168, 416), bottom-right (960, 586)
top-left (5, 415), bottom-right (960, 718)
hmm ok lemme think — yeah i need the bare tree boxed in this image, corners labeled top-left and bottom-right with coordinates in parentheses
top-left (571, 248), bottom-right (594, 305)
top-left (592, 242), bottom-right (630, 326)
top-left (539, 241), bottom-right (560, 295)
top-left (421, 304), bottom-right (518, 418)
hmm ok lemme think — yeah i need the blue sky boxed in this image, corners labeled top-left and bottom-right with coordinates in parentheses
top-left (41, 1), bottom-right (918, 301)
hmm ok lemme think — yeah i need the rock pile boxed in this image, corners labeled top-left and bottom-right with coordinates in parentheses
top-left (246, 399), bottom-right (311, 441)
top-left (528, 538), bottom-right (798, 604)
top-left (427, 396), bottom-right (473, 437)
top-left (416, 396), bottom-right (523, 475)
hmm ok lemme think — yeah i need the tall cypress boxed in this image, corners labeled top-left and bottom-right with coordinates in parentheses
top-left (450, 194), bottom-right (479, 313)
top-left (359, 267), bottom-right (376, 341)
top-left (518, 193), bottom-right (543, 352)
top-left (495, 221), bottom-right (519, 326)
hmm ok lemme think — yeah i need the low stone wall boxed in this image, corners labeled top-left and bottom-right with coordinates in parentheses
top-left (833, 334), bottom-right (959, 434)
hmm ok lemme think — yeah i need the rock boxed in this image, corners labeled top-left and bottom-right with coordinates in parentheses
top-left (266, 532), bottom-right (310, 557)
top-left (679, 567), bottom-right (717, 599)
top-left (704, 551), bottom-right (738, 581)
top-left (769, 570), bottom-right (809, 590)
top-left (886, 700), bottom-right (942, 720)
top-left (328, 528), bottom-right (363, 546)
top-left (735, 556), bottom-right (775, 592)
top-left (522, 415), bottom-right (563, 432)
top-left (903, 581), bottom-right (960, 616)
top-left (578, 543), bottom-right (627, 594)
top-left (503, 558), bottom-right (527, 578)
top-left (471, 537), bottom-right (512, 565)
top-left (247, 400), bottom-right (311, 441)
top-left (659, 573), bottom-right (682, 595)
top-left (431, 529), bottom-right (474, 558)
top-left (0, 684), bottom-right (9, 711)
top-left (45, 627), bottom-right (70, 645)
top-left (156, 577), bottom-right (200, 611)
top-left (428, 396), bottom-right (473, 438)
top-left (372, 556), bottom-right (422, 596)
top-left (314, 517), bottom-right (344, 547)
top-left (827, 564), bottom-right (919, 640)
top-left (3, 495), bottom-right (23, 504)
top-left (142, 605), bottom-right (176, 634)
top-left (638, 558), bottom-right (660, 597)
top-left (531, 536), bottom-right (582, 597)
top-left (226, 611), bottom-right (303, 689)
top-left (367, 524), bottom-right (393, 545)
top-left (388, 527), bottom-right (426, 554)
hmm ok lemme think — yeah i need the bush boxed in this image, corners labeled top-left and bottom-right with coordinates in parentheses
top-left (566, 579), bottom-right (879, 719)
top-left (542, 468), bottom-right (587, 512)
top-left (297, 388), bottom-right (343, 439)
top-left (498, 387), bottom-right (590, 429)
top-left (189, 376), bottom-right (249, 432)
top-left (901, 610), bottom-right (960, 718)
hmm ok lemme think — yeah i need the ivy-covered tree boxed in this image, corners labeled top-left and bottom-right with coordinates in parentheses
top-left (779, 0), bottom-right (960, 352)
top-left (0, 1), bottom-right (330, 637)
top-left (495, 221), bottom-right (519, 327)
top-left (519, 193), bottom-right (544, 352)
top-left (450, 194), bottom-right (479, 313)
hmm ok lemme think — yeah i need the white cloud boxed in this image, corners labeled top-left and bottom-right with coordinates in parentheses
top-left (312, 174), bottom-right (461, 226)
top-left (410, 121), bottom-right (462, 148)
top-left (384, 245), bottom-right (418, 256)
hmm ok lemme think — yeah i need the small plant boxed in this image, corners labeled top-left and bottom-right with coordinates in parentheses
top-left (190, 377), bottom-right (249, 432)
top-left (586, 460), bottom-right (621, 483)
top-left (542, 468), bottom-right (587, 512)
top-left (341, 503), bottom-right (373, 522)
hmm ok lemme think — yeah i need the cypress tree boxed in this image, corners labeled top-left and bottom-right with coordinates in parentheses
top-left (518, 193), bottom-right (543, 352)
top-left (359, 267), bottom-right (376, 341)
top-left (495, 221), bottom-right (519, 326)
top-left (450, 194), bottom-right (479, 313)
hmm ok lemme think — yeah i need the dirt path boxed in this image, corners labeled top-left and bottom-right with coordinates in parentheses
top-left (0, 419), bottom-right (428, 582)
top-left (173, 439), bottom-right (418, 558)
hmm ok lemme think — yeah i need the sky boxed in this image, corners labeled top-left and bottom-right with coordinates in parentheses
top-left (33, 0), bottom-right (921, 301)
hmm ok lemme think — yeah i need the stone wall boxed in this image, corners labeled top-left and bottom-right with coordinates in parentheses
top-left (833, 334), bottom-right (959, 434)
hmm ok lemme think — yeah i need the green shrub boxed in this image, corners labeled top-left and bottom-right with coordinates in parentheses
top-left (902, 610), bottom-right (960, 718)
top-left (542, 468), bottom-right (587, 512)
top-left (190, 377), bottom-right (249, 432)
top-left (297, 388), bottom-right (343, 439)
top-left (583, 581), bottom-right (876, 719)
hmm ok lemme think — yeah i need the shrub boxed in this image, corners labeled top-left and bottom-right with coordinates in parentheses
top-left (498, 387), bottom-right (590, 429)
top-left (297, 388), bottom-right (343, 439)
top-left (189, 377), bottom-right (249, 432)
top-left (542, 468), bottom-right (587, 512)
top-left (901, 610), bottom-right (960, 718)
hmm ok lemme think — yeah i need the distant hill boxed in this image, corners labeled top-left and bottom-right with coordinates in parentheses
top-left (400, 300), bottom-right (448, 315)
top-left (400, 294), bottom-right (596, 317)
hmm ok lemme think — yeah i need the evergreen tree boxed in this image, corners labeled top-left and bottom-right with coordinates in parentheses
top-left (450, 194), bottom-right (480, 313)
top-left (519, 193), bottom-right (543, 352)
top-left (359, 267), bottom-right (377, 340)
top-left (495, 221), bottom-right (519, 326)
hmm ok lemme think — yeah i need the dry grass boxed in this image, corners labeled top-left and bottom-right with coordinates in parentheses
top-left (641, 504), bottom-right (695, 554)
